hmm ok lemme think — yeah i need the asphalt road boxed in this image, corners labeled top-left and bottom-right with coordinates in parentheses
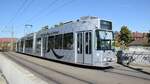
top-left (2, 52), bottom-right (150, 84)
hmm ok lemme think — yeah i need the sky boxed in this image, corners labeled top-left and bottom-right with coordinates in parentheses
top-left (0, 0), bottom-right (150, 38)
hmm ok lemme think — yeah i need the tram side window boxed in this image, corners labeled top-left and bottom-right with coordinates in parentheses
top-left (55, 35), bottom-right (62, 49)
top-left (43, 37), bottom-right (47, 50)
top-left (77, 33), bottom-right (82, 53)
top-left (25, 39), bottom-right (33, 48)
top-left (48, 36), bottom-right (54, 49)
top-left (37, 38), bottom-right (41, 49)
top-left (63, 33), bottom-right (73, 50)
top-left (30, 39), bottom-right (33, 47)
top-left (17, 42), bottom-right (19, 49)
top-left (85, 32), bottom-right (88, 54)
top-left (89, 33), bottom-right (92, 54)
top-left (85, 32), bottom-right (92, 54)
top-left (21, 41), bottom-right (23, 48)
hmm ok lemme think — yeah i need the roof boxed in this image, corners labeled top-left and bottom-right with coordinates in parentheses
top-left (128, 39), bottom-right (149, 46)
top-left (132, 32), bottom-right (144, 38)
top-left (0, 38), bottom-right (16, 43)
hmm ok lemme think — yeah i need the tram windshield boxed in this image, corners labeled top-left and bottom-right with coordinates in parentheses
top-left (96, 30), bottom-right (113, 50)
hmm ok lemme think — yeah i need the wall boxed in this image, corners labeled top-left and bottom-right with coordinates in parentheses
top-left (118, 50), bottom-right (150, 66)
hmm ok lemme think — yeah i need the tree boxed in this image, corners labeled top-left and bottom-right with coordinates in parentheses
top-left (114, 31), bottom-right (121, 47)
top-left (120, 26), bottom-right (132, 46)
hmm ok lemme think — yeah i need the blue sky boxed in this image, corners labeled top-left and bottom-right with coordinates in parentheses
top-left (0, 0), bottom-right (150, 38)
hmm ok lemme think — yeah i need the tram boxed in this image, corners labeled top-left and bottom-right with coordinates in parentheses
top-left (16, 16), bottom-right (115, 67)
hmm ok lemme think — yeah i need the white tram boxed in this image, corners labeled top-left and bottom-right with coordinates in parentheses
top-left (16, 16), bottom-right (115, 67)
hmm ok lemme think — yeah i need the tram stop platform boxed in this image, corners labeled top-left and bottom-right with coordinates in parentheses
top-left (0, 52), bottom-right (48, 84)
top-left (0, 72), bottom-right (7, 84)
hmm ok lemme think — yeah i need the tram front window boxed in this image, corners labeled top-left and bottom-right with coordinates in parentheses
top-left (96, 30), bottom-right (113, 50)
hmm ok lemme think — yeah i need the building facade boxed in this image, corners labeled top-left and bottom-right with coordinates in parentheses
top-left (0, 38), bottom-right (16, 51)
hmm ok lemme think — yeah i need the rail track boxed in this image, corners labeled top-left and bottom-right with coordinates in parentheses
top-left (3, 52), bottom-right (93, 84)
top-left (2, 52), bottom-right (150, 84)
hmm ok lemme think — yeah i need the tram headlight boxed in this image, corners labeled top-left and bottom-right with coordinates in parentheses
top-left (103, 58), bottom-right (107, 61)
top-left (103, 57), bottom-right (112, 62)
top-left (107, 58), bottom-right (112, 62)
top-left (96, 53), bottom-right (100, 56)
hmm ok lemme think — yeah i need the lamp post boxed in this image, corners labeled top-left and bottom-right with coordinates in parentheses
top-left (11, 26), bottom-right (14, 51)
top-left (24, 24), bottom-right (32, 35)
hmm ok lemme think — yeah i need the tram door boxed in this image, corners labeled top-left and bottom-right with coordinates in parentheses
top-left (77, 31), bottom-right (92, 64)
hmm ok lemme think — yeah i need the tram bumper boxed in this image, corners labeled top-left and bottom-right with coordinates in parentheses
top-left (93, 51), bottom-right (116, 67)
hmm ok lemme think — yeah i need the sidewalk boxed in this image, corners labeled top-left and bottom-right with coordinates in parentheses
top-left (0, 72), bottom-right (7, 84)
top-left (129, 64), bottom-right (150, 74)
top-left (112, 62), bottom-right (150, 75)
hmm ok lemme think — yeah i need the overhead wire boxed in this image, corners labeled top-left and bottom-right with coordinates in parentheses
top-left (8, 0), bottom-right (75, 31)
top-left (8, 0), bottom-right (28, 25)
top-left (25, 0), bottom-right (60, 23)
top-left (7, 0), bottom-right (36, 38)
top-left (46, 0), bottom-right (74, 16)
top-left (19, 0), bottom-right (35, 16)
top-left (29, 0), bottom-right (75, 25)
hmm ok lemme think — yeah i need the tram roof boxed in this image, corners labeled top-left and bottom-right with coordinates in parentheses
top-left (20, 16), bottom-right (112, 39)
